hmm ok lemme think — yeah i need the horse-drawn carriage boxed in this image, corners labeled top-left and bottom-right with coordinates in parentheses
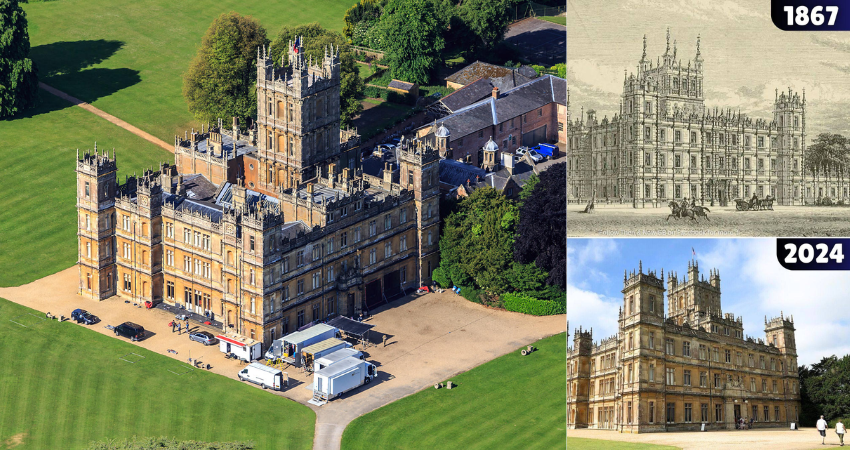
top-left (734, 195), bottom-right (774, 211)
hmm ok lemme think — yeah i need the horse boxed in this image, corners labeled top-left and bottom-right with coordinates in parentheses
top-left (692, 205), bottom-right (711, 221)
top-left (667, 201), bottom-right (697, 222)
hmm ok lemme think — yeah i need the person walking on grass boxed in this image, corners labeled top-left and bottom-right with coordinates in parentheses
top-left (837, 419), bottom-right (846, 446)
top-left (818, 415), bottom-right (829, 445)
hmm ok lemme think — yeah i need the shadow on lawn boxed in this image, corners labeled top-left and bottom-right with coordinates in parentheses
top-left (5, 40), bottom-right (142, 120)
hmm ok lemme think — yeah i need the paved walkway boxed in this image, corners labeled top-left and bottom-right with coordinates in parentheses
top-left (568, 428), bottom-right (825, 449)
top-left (0, 268), bottom-right (566, 450)
top-left (39, 82), bottom-right (173, 153)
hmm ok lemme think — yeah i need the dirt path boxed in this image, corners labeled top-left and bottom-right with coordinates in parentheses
top-left (569, 427), bottom-right (823, 449)
top-left (0, 268), bottom-right (566, 450)
top-left (39, 83), bottom-right (173, 153)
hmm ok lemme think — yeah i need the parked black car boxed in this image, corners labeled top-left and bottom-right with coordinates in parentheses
top-left (189, 331), bottom-right (217, 346)
top-left (114, 322), bottom-right (145, 341)
top-left (71, 309), bottom-right (97, 325)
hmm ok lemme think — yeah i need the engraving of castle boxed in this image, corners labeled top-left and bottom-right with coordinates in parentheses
top-left (567, 259), bottom-right (801, 432)
top-left (75, 39), bottom-right (442, 346)
top-left (565, 29), bottom-right (844, 207)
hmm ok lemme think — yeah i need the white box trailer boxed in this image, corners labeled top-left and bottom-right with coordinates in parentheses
top-left (238, 363), bottom-right (287, 391)
top-left (266, 323), bottom-right (338, 366)
top-left (302, 338), bottom-right (352, 369)
top-left (311, 357), bottom-right (377, 403)
top-left (313, 347), bottom-right (364, 372)
top-left (217, 335), bottom-right (263, 362)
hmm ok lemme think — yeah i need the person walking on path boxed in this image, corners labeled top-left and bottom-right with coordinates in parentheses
top-left (818, 415), bottom-right (829, 445)
top-left (837, 419), bottom-right (846, 446)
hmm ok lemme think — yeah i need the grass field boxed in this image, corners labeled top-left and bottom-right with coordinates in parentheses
top-left (0, 297), bottom-right (315, 449)
top-left (0, 92), bottom-right (173, 287)
top-left (567, 438), bottom-right (679, 450)
top-left (539, 15), bottom-right (566, 26)
top-left (356, 62), bottom-right (377, 80)
top-left (341, 333), bottom-right (567, 450)
top-left (24, 0), bottom-right (356, 142)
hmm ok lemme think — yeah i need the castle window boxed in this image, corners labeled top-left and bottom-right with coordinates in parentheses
top-left (341, 232), bottom-right (347, 248)
top-left (428, 230), bottom-right (433, 246)
top-left (794, 115), bottom-right (799, 127)
top-left (124, 215), bottom-right (131, 232)
top-left (384, 242), bottom-right (392, 259)
top-left (268, 99), bottom-right (273, 118)
top-left (86, 242), bottom-right (91, 258)
top-left (184, 256), bottom-right (190, 271)
top-left (731, 134), bottom-right (738, 146)
top-left (327, 238), bottom-right (334, 254)
top-left (268, 131), bottom-right (274, 151)
top-left (725, 349), bottom-right (731, 363)
top-left (760, 355), bottom-right (766, 369)
top-left (648, 332), bottom-right (654, 349)
top-left (682, 341), bottom-right (690, 357)
top-left (369, 248), bottom-right (376, 265)
top-left (762, 379), bottom-right (767, 392)
top-left (354, 227), bottom-right (361, 243)
top-left (758, 136), bottom-right (765, 148)
top-left (312, 272), bottom-right (321, 289)
top-left (297, 310), bottom-right (305, 328)
top-left (369, 221), bottom-right (376, 237)
top-left (648, 364), bottom-right (655, 382)
top-left (124, 273), bottom-right (131, 291)
top-left (283, 286), bottom-right (289, 302)
top-left (666, 368), bottom-right (675, 385)
top-left (538, 108), bottom-right (542, 117)
top-left (674, 155), bottom-right (681, 168)
top-left (289, 137), bottom-right (294, 156)
top-left (675, 130), bottom-right (682, 143)
top-left (312, 245), bottom-right (320, 261)
top-left (665, 339), bottom-right (674, 355)
top-left (313, 303), bottom-right (321, 322)
top-left (715, 405), bottom-right (723, 423)
top-left (771, 358), bottom-right (777, 371)
top-left (714, 373), bottom-right (721, 388)
top-left (384, 214), bottom-right (392, 231)
top-left (408, 172), bottom-right (414, 187)
top-left (297, 279), bottom-right (304, 295)
top-left (712, 347), bottom-right (719, 362)
top-left (684, 403), bottom-right (692, 423)
top-left (700, 372), bottom-right (708, 387)
top-left (328, 265), bottom-right (335, 283)
top-left (250, 236), bottom-right (255, 252)
top-left (183, 228), bottom-right (190, 243)
top-left (86, 215), bottom-right (91, 231)
top-left (401, 266), bottom-right (406, 283)
top-left (644, 126), bottom-right (651, 141)
top-left (166, 281), bottom-right (174, 299)
top-left (166, 250), bottom-right (173, 267)
top-left (400, 235), bottom-right (407, 251)
top-left (84, 182), bottom-right (90, 199)
top-left (690, 131), bottom-right (697, 144)
top-left (400, 208), bottom-right (407, 224)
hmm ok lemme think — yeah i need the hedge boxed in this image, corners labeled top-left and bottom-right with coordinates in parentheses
top-left (459, 285), bottom-right (484, 304)
top-left (432, 267), bottom-right (450, 289)
top-left (501, 292), bottom-right (565, 316)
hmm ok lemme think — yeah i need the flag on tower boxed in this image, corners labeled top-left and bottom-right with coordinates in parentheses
top-left (293, 36), bottom-right (300, 54)
top-left (692, 247), bottom-right (696, 257)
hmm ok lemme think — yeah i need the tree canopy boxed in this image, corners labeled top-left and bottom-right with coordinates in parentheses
top-left (514, 163), bottom-right (565, 290)
top-left (343, 0), bottom-right (385, 39)
top-left (799, 355), bottom-right (850, 426)
top-left (0, 0), bottom-right (38, 117)
top-left (377, 0), bottom-right (447, 85)
top-left (457, 0), bottom-right (516, 50)
top-left (183, 12), bottom-right (267, 126)
top-left (268, 23), bottom-right (363, 127)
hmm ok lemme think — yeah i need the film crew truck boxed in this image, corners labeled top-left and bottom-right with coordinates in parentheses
top-left (265, 324), bottom-right (338, 366)
top-left (310, 357), bottom-right (377, 404)
top-left (301, 338), bottom-right (352, 370)
top-left (313, 347), bottom-right (364, 372)
top-left (238, 363), bottom-right (287, 391)
top-left (216, 334), bottom-right (263, 362)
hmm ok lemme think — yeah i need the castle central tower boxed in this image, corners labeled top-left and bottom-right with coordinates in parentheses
top-left (255, 39), bottom-right (342, 191)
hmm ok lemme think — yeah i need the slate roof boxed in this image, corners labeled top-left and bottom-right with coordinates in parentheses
top-left (424, 75), bottom-right (566, 139)
top-left (215, 182), bottom-right (280, 209)
top-left (439, 159), bottom-right (487, 187)
top-left (191, 132), bottom-right (257, 160)
top-left (183, 173), bottom-right (218, 202)
top-left (388, 79), bottom-right (415, 91)
top-left (440, 78), bottom-right (494, 112)
top-left (445, 61), bottom-right (515, 86)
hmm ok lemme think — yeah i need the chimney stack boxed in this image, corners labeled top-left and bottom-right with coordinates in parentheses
top-left (232, 116), bottom-right (239, 139)
top-left (492, 86), bottom-right (500, 99)
top-left (502, 152), bottom-right (515, 175)
top-left (383, 162), bottom-right (393, 186)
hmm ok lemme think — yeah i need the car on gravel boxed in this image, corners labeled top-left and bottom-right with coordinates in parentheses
top-left (516, 147), bottom-right (544, 163)
top-left (114, 322), bottom-right (145, 341)
top-left (71, 309), bottom-right (98, 325)
top-left (189, 331), bottom-right (217, 346)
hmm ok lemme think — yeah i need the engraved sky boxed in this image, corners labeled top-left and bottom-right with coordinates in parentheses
top-left (567, 0), bottom-right (850, 139)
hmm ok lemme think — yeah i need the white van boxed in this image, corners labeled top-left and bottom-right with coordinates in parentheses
top-left (238, 363), bottom-right (287, 391)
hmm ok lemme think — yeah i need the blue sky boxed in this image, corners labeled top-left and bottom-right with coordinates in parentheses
top-left (567, 0), bottom-right (850, 137)
top-left (568, 238), bottom-right (850, 365)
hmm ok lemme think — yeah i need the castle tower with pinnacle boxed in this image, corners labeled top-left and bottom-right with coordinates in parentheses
top-left (76, 144), bottom-right (118, 300)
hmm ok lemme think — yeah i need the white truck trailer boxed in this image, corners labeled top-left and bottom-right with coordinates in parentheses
top-left (310, 357), bottom-right (377, 405)
top-left (301, 338), bottom-right (352, 370)
top-left (313, 347), bottom-right (364, 372)
top-left (264, 323), bottom-right (338, 366)
top-left (237, 363), bottom-right (287, 391)
top-left (216, 334), bottom-right (263, 362)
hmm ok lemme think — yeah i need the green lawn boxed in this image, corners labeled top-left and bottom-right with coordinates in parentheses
top-left (567, 438), bottom-right (680, 450)
top-left (538, 15), bottom-right (566, 26)
top-left (0, 298), bottom-right (315, 449)
top-left (24, 0), bottom-right (356, 142)
top-left (341, 333), bottom-right (567, 450)
top-left (0, 92), bottom-right (172, 287)
top-left (356, 62), bottom-right (377, 80)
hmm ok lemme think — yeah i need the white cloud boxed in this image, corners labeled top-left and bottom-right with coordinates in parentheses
top-left (567, 239), bottom-right (620, 289)
top-left (567, 59), bottom-right (627, 96)
top-left (567, 284), bottom-right (621, 341)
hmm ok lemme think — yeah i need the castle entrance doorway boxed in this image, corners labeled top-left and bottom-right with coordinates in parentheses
top-left (734, 404), bottom-right (741, 425)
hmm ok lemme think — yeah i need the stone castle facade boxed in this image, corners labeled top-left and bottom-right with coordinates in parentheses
top-left (76, 39), bottom-right (441, 347)
top-left (567, 29), bottom-right (845, 207)
top-left (567, 259), bottom-right (801, 432)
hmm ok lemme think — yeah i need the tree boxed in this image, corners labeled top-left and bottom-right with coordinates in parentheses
top-left (799, 355), bottom-right (850, 426)
top-left (0, 0), bottom-right (38, 117)
top-left (514, 163), bottom-right (565, 289)
top-left (183, 12), bottom-right (267, 126)
top-left (439, 187), bottom-right (517, 294)
top-left (87, 436), bottom-right (252, 450)
top-left (268, 23), bottom-right (363, 127)
top-left (377, 0), bottom-right (446, 85)
top-left (343, 0), bottom-right (385, 39)
top-left (457, 0), bottom-right (516, 50)
top-left (518, 173), bottom-right (539, 204)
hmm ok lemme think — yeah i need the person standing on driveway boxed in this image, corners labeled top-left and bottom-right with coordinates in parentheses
top-left (818, 415), bottom-right (829, 445)
top-left (178, 323), bottom-right (182, 335)
top-left (837, 419), bottom-right (846, 446)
